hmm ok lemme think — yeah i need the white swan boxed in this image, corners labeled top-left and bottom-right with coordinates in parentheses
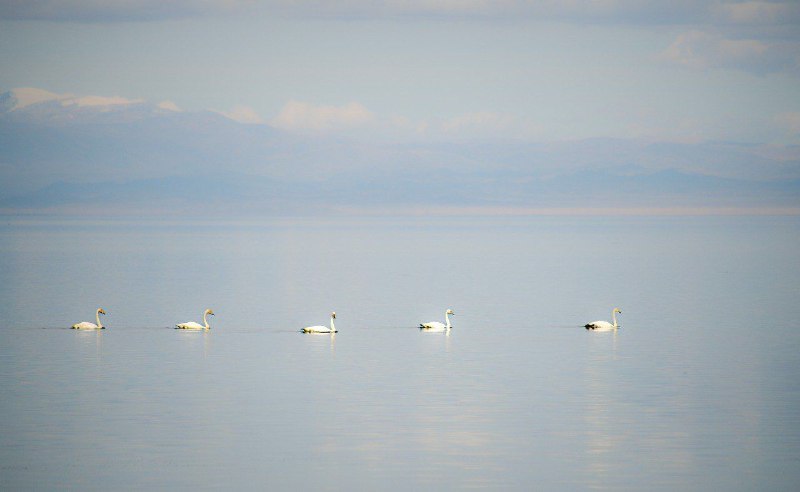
top-left (420, 309), bottom-right (454, 332)
top-left (176, 308), bottom-right (214, 330)
top-left (585, 308), bottom-right (622, 332)
top-left (71, 308), bottom-right (106, 330)
top-left (302, 312), bottom-right (337, 334)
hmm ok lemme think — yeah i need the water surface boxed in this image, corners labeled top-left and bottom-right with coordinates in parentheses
top-left (1, 216), bottom-right (798, 490)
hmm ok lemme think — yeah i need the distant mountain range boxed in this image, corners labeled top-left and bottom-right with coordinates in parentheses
top-left (1, 88), bottom-right (798, 215)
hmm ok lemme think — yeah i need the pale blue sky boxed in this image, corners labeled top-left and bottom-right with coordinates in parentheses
top-left (1, 1), bottom-right (799, 143)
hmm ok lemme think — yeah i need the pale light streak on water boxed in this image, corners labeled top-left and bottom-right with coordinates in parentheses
top-left (0, 216), bottom-right (799, 490)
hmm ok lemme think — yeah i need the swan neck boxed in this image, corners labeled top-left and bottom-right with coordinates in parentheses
top-left (95, 309), bottom-right (103, 329)
top-left (330, 315), bottom-right (336, 333)
top-left (612, 310), bottom-right (618, 328)
top-left (203, 311), bottom-right (210, 330)
top-left (445, 311), bottom-right (451, 329)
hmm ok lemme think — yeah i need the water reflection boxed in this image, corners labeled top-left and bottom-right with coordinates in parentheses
top-left (74, 328), bottom-right (103, 357)
top-left (2, 217), bottom-right (798, 490)
top-left (204, 330), bottom-right (211, 358)
top-left (583, 332), bottom-right (623, 487)
top-left (176, 328), bottom-right (213, 358)
top-left (581, 330), bottom-right (701, 489)
top-left (408, 375), bottom-right (508, 488)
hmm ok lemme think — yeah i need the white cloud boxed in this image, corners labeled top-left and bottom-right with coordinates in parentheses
top-left (268, 100), bottom-right (546, 140)
top-left (64, 95), bottom-right (143, 107)
top-left (6, 87), bottom-right (62, 109)
top-left (438, 111), bottom-right (540, 139)
top-left (0, 0), bottom-right (254, 22)
top-left (3, 1), bottom-right (799, 34)
top-left (662, 30), bottom-right (799, 74)
top-left (271, 100), bottom-right (373, 131)
top-left (265, 0), bottom-right (711, 24)
top-left (219, 105), bottom-right (264, 124)
top-left (713, 1), bottom-right (800, 25)
top-left (157, 100), bottom-right (181, 112)
top-left (264, 0), bottom-right (800, 29)
top-left (5, 87), bottom-right (144, 110)
top-left (662, 31), bottom-right (763, 70)
top-left (0, 1), bottom-right (768, 26)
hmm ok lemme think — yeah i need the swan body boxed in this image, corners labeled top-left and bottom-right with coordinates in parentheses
top-left (302, 312), bottom-right (337, 333)
top-left (420, 309), bottom-right (454, 332)
top-left (176, 309), bottom-right (214, 330)
top-left (585, 308), bottom-right (622, 332)
top-left (71, 308), bottom-right (106, 330)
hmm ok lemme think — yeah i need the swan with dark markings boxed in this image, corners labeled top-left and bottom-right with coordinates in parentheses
top-left (72, 308), bottom-right (106, 330)
top-left (302, 312), bottom-right (337, 334)
top-left (420, 309), bottom-right (454, 332)
top-left (585, 308), bottom-right (622, 332)
top-left (176, 309), bottom-right (214, 330)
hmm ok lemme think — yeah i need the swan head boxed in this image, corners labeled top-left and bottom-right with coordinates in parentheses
top-left (613, 308), bottom-right (622, 314)
top-left (98, 308), bottom-right (106, 315)
top-left (205, 309), bottom-right (215, 316)
top-left (331, 312), bottom-right (336, 319)
top-left (446, 309), bottom-right (455, 315)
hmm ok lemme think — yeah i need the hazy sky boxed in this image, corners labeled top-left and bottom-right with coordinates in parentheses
top-left (1, 1), bottom-right (799, 143)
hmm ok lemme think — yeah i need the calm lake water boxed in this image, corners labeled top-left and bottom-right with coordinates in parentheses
top-left (1, 215), bottom-right (799, 490)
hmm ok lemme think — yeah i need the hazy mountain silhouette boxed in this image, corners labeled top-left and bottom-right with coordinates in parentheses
top-left (2, 88), bottom-right (798, 215)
